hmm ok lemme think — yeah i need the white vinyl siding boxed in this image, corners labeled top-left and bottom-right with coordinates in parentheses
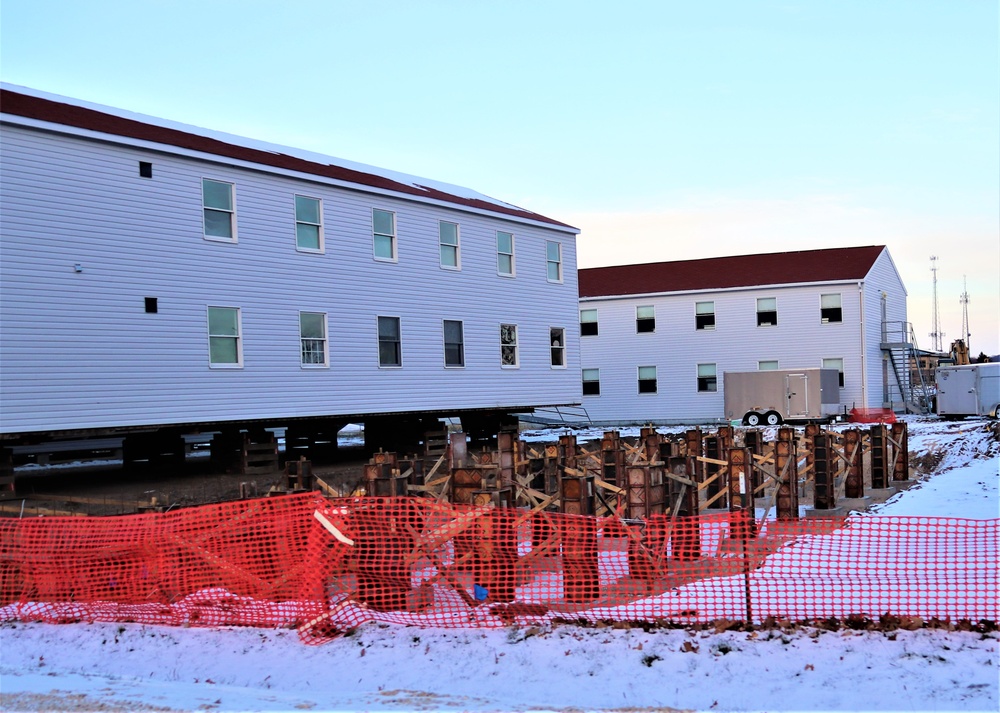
top-left (295, 195), bottom-right (323, 252)
top-left (0, 121), bottom-right (582, 434)
top-left (202, 178), bottom-right (235, 241)
top-left (373, 208), bottom-right (396, 261)
top-left (439, 221), bottom-right (460, 269)
top-left (208, 306), bottom-right (242, 367)
top-left (299, 312), bottom-right (328, 367)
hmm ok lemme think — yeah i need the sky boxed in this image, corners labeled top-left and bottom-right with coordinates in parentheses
top-left (2, 0), bottom-right (998, 354)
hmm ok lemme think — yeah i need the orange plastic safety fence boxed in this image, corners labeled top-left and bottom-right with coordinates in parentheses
top-left (2, 495), bottom-right (996, 645)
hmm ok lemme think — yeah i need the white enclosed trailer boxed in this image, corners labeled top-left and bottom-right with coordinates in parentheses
top-left (723, 368), bottom-right (842, 426)
top-left (935, 363), bottom-right (1000, 419)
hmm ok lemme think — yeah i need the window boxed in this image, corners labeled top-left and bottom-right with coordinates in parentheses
top-left (580, 309), bottom-right (599, 336)
top-left (695, 301), bottom-right (715, 330)
top-left (497, 231), bottom-right (515, 276)
top-left (758, 360), bottom-right (779, 371)
top-left (823, 358), bottom-right (845, 387)
top-left (207, 306), bottom-right (241, 366)
top-left (300, 312), bottom-right (328, 367)
top-left (636, 305), bottom-right (655, 333)
top-left (756, 297), bottom-right (777, 327)
top-left (821, 293), bottom-right (842, 323)
top-left (295, 195), bottom-right (323, 252)
top-left (638, 366), bottom-right (657, 394)
top-left (697, 363), bottom-right (717, 392)
top-left (139, 161), bottom-right (152, 178)
top-left (377, 316), bottom-right (401, 367)
top-left (440, 221), bottom-right (460, 269)
top-left (582, 368), bottom-right (601, 396)
top-left (373, 208), bottom-right (396, 261)
top-left (546, 241), bottom-right (562, 282)
top-left (550, 327), bottom-right (566, 367)
top-left (144, 297), bottom-right (158, 314)
top-left (500, 323), bottom-right (518, 367)
top-left (444, 320), bottom-right (464, 367)
top-left (203, 179), bottom-right (235, 241)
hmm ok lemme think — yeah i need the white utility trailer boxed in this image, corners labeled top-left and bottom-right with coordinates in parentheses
top-left (723, 368), bottom-right (842, 426)
top-left (935, 362), bottom-right (1000, 419)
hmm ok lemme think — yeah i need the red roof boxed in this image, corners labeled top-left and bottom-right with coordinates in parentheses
top-left (579, 245), bottom-right (886, 297)
top-left (1, 87), bottom-right (574, 230)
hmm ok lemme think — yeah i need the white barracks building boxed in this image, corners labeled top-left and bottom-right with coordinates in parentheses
top-left (577, 246), bottom-right (916, 425)
top-left (0, 85), bottom-right (581, 462)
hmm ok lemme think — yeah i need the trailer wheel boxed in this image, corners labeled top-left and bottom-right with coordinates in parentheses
top-left (743, 412), bottom-right (762, 426)
top-left (764, 411), bottom-right (782, 426)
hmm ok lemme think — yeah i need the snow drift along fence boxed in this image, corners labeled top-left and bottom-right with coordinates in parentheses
top-left (1, 494), bottom-right (996, 644)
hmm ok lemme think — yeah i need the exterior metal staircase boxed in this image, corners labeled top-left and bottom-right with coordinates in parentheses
top-left (519, 404), bottom-right (592, 426)
top-left (880, 321), bottom-right (933, 414)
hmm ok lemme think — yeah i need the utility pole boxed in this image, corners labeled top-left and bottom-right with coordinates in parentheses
top-left (960, 275), bottom-right (970, 353)
top-left (929, 256), bottom-right (944, 352)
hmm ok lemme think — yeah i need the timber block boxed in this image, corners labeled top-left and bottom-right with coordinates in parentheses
top-left (839, 496), bottom-right (873, 513)
top-left (804, 506), bottom-right (846, 519)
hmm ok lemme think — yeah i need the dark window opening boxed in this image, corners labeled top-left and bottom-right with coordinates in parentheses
top-left (139, 161), bottom-right (153, 178)
top-left (638, 378), bottom-right (657, 394)
top-left (581, 322), bottom-right (598, 336)
top-left (696, 314), bottom-right (715, 330)
top-left (637, 318), bottom-right (655, 333)
top-left (821, 307), bottom-right (843, 323)
top-left (697, 376), bottom-right (717, 392)
top-left (583, 381), bottom-right (601, 396)
top-left (144, 297), bottom-right (158, 313)
top-left (757, 310), bottom-right (777, 327)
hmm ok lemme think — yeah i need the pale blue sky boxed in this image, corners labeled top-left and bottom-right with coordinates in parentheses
top-left (2, 0), bottom-right (997, 352)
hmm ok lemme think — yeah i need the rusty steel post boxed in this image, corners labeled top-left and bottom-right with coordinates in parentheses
top-left (812, 433), bottom-right (835, 509)
top-left (684, 428), bottom-right (704, 483)
top-left (774, 427), bottom-right (799, 520)
top-left (843, 429), bottom-right (864, 498)
top-left (704, 435), bottom-right (725, 508)
top-left (727, 447), bottom-right (757, 538)
top-left (891, 422), bottom-right (909, 482)
top-left (870, 424), bottom-right (889, 489)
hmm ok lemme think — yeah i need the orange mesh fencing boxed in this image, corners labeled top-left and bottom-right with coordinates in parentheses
top-left (1, 495), bottom-right (996, 644)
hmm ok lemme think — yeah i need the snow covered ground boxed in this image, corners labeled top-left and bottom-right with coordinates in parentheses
top-left (2, 416), bottom-right (997, 713)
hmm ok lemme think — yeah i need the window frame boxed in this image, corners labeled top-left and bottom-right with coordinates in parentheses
top-left (549, 327), bottom-right (566, 368)
top-left (439, 221), bottom-right (461, 270)
top-left (546, 240), bottom-right (563, 283)
top-left (372, 208), bottom-right (397, 262)
top-left (695, 301), bottom-right (716, 330)
top-left (202, 178), bottom-right (236, 243)
top-left (636, 305), bottom-right (656, 333)
top-left (823, 357), bottom-right (846, 388)
top-left (443, 319), bottom-right (465, 368)
top-left (299, 311), bottom-right (329, 368)
top-left (638, 365), bottom-right (658, 394)
top-left (756, 297), bottom-right (777, 327)
top-left (497, 231), bottom-right (515, 277)
top-left (697, 363), bottom-right (718, 393)
top-left (582, 368), bottom-right (601, 396)
top-left (376, 315), bottom-right (402, 368)
top-left (580, 308), bottom-right (599, 337)
top-left (820, 293), bottom-right (843, 324)
top-left (294, 194), bottom-right (324, 253)
top-left (500, 323), bottom-right (519, 368)
top-left (207, 306), bottom-right (242, 368)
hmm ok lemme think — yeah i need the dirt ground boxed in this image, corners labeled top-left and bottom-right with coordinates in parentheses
top-left (5, 448), bottom-right (371, 517)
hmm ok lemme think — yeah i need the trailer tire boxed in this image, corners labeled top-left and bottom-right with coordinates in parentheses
top-left (743, 412), bottom-right (762, 426)
top-left (764, 411), bottom-right (782, 426)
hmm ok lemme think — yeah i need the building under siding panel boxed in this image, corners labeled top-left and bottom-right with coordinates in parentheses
top-left (0, 85), bottom-right (580, 440)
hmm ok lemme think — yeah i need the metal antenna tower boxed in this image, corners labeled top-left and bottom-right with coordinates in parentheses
top-left (960, 274), bottom-right (970, 351)
top-left (929, 256), bottom-right (944, 352)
